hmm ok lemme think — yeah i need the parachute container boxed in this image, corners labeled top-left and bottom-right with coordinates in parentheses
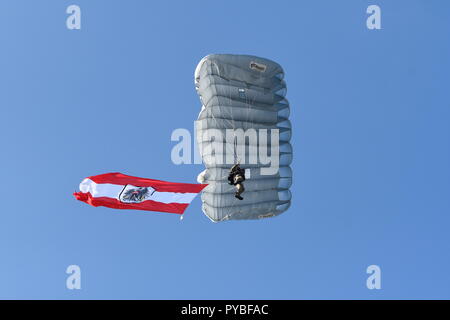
top-left (194, 54), bottom-right (292, 222)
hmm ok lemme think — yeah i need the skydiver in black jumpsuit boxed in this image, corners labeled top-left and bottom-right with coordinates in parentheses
top-left (228, 164), bottom-right (246, 200)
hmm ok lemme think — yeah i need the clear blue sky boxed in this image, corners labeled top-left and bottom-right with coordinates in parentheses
top-left (0, 0), bottom-right (449, 299)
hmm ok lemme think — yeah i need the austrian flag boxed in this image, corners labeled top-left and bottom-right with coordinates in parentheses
top-left (74, 172), bottom-right (207, 214)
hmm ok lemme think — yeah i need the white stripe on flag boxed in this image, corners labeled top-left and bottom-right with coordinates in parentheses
top-left (79, 178), bottom-right (198, 204)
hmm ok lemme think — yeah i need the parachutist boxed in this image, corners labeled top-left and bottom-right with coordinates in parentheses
top-left (228, 164), bottom-right (246, 200)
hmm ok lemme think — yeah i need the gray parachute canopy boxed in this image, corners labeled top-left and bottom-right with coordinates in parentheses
top-left (194, 54), bottom-right (292, 222)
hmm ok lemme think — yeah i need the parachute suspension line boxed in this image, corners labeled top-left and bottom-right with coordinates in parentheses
top-left (234, 135), bottom-right (238, 165)
top-left (205, 61), bottom-right (250, 220)
top-left (225, 73), bottom-right (239, 220)
top-left (228, 77), bottom-right (261, 221)
top-left (220, 74), bottom-right (238, 219)
top-left (206, 62), bottom-right (237, 201)
top-left (226, 80), bottom-right (255, 220)
top-left (245, 82), bottom-right (252, 127)
top-left (223, 71), bottom-right (255, 220)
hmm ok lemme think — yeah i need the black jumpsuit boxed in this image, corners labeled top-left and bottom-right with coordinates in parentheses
top-left (228, 164), bottom-right (246, 200)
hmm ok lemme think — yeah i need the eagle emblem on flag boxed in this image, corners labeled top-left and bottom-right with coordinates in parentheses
top-left (119, 185), bottom-right (155, 203)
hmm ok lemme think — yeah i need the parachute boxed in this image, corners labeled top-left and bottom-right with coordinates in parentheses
top-left (194, 54), bottom-right (292, 222)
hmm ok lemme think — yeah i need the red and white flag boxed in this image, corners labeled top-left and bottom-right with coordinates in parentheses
top-left (74, 172), bottom-right (207, 214)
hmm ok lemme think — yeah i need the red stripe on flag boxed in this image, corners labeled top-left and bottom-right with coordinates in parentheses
top-left (87, 172), bottom-right (207, 193)
top-left (74, 192), bottom-right (190, 214)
